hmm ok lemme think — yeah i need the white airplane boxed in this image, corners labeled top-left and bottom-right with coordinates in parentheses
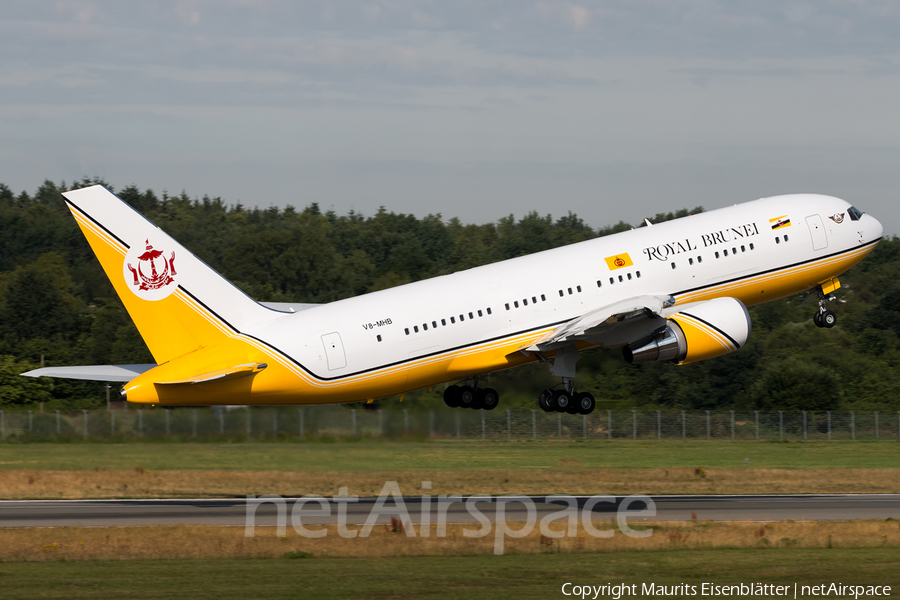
top-left (24, 186), bottom-right (883, 414)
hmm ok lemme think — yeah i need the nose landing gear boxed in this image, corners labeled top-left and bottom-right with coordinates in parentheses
top-left (813, 283), bottom-right (838, 329)
top-left (813, 309), bottom-right (837, 328)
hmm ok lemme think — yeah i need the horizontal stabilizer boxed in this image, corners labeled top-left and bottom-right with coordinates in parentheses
top-left (154, 363), bottom-right (267, 386)
top-left (21, 364), bottom-right (156, 382)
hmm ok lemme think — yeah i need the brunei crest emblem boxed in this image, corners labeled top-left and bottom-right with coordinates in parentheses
top-left (123, 239), bottom-right (178, 300)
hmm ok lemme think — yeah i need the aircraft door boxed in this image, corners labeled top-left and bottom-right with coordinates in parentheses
top-left (321, 332), bottom-right (347, 370)
top-left (805, 215), bottom-right (828, 251)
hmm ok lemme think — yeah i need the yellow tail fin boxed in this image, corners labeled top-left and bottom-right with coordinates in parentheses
top-left (63, 185), bottom-right (278, 364)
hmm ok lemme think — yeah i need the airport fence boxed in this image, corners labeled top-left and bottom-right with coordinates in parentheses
top-left (0, 406), bottom-right (898, 442)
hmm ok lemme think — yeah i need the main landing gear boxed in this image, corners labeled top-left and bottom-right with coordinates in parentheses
top-left (536, 345), bottom-right (596, 415)
top-left (813, 286), bottom-right (837, 329)
top-left (539, 387), bottom-right (596, 415)
top-left (443, 379), bottom-right (499, 411)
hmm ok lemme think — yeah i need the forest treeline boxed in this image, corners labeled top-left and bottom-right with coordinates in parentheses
top-left (1, 179), bottom-right (898, 411)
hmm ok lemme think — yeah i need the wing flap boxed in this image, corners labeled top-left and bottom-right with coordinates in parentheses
top-left (521, 294), bottom-right (675, 352)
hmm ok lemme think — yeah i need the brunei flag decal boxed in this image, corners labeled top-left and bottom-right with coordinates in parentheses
top-left (769, 215), bottom-right (791, 230)
top-left (604, 253), bottom-right (634, 270)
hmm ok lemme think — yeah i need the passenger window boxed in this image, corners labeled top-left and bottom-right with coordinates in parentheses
top-left (514, 301), bottom-right (519, 308)
top-left (609, 277), bottom-right (614, 284)
top-left (689, 258), bottom-right (694, 265)
top-left (732, 247), bottom-right (737, 254)
top-left (750, 243), bottom-right (755, 250)
top-left (567, 288), bottom-right (573, 295)
top-left (776, 237), bottom-right (780, 244)
top-left (559, 290), bottom-right (564, 297)
top-left (432, 321), bottom-right (437, 328)
top-left (523, 299), bottom-right (528, 306)
top-left (414, 325), bottom-right (419, 333)
top-left (618, 275), bottom-right (623, 282)
top-left (723, 249), bottom-right (728, 256)
top-left (405, 328), bottom-right (409, 335)
top-left (576, 286), bottom-right (582, 293)
top-left (505, 303), bottom-right (510, 310)
top-left (532, 296), bottom-right (537, 304)
top-left (636, 271), bottom-right (641, 278)
top-left (541, 294), bottom-right (546, 301)
top-left (697, 256), bottom-right (702, 263)
top-left (596, 280), bottom-right (602, 287)
top-left (451, 316), bottom-right (456, 324)
top-left (627, 273), bottom-right (632, 280)
top-left (671, 262), bottom-right (676, 269)
top-left (715, 252), bottom-right (719, 258)
top-left (477, 310), bottom-right (483, 317)
top-left (377, 335), bottom-right (382, 342)
top-left (784, 235), bottom-right (789, 242)
top-left (441, 319), bottom-right (446, 326)
top-left (459, 314), bottom-right (465, 321)
top-left (468, 312), bottom-right (474, 319)
top-left (423, 323), bottom-right (427, 331)
top-left (741, 245), bottom-right (745, 252)
top-left (487, 307), bottom-right (492, 315)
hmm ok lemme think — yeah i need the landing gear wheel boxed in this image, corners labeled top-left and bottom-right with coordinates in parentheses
top-left (551, 390), bottom-right (571, 413)
top-left (813, 312), bottom-right (823, 328)
top-left (471, 389), bottom-right (484, 410)
top-left (458, 385), bottom-right (476, 409)
top-left (822, 310), bottom-right (837, 328)
top-left (538, 389), bottom-right (554, 412)
top-left (481, 388), bottom-right (499, 411)
top-left (443, 385), bottom-right (461, 408)
top-left (575, 392), bottom-right (596, 415)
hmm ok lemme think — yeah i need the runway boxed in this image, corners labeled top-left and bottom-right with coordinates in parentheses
top-left (2, 494), bottom-right (898, 528)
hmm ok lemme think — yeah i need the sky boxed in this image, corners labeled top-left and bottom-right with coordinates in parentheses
top-left (2, 1), bottom-right (900, 233)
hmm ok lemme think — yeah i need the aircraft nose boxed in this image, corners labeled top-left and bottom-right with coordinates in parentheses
top-left (867, 213), bottom-right (884, 242)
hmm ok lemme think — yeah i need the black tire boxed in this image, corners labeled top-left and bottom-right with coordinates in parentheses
top-left (538, 389), bottom-right (554, 412)
top-left (822, 310), bottom-right (837, 328)
top-left (443, 385), bottom-right (461, 408)
top-left (471, 388), bottom-right (485, 410)
top-left (576, 391), bottom-right (596, 415)
top-left (481, 388), bottom-right (499, 411)
top-left (552, 390), bottom-right (571, 413)
top-left (813, 312), bottom-right (823, 328)
top-left (459, 385), bottom-right (476, 408)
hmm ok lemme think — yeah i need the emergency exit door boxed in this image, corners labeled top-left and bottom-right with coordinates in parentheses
top-left (806, 215), bottom-right (828, 251)
top-left (321, 332), bottom-right (346, 370)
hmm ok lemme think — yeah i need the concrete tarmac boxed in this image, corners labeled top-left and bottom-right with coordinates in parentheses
top-left (2, 494), bottom-right (898, 528)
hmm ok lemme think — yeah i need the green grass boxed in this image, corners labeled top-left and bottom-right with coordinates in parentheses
top-left (1, 440), bottom-right (899, 471)
top-left (2, 549), bottom-right (899, 600)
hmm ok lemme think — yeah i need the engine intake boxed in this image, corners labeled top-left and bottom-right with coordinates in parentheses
top-left (623, 297), bottom-right (751, 365)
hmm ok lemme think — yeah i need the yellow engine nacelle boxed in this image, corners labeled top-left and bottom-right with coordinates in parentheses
top-left (623, 297), bottom-right (751, 365)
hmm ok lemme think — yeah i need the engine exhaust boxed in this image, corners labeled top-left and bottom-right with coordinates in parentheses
top-left (623, 322), bottom-right (687, 364)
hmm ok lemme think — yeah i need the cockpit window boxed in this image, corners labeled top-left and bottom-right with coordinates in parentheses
top-left (848, 206), bottom-right (863, 221)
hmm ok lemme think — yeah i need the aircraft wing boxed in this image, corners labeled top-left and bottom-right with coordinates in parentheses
top-left (21, 364), bottom-right (157, 382)
top-left (522, 294), bottom-right (675, 352)
top-left (259, 302), bottom-right (319, 313)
